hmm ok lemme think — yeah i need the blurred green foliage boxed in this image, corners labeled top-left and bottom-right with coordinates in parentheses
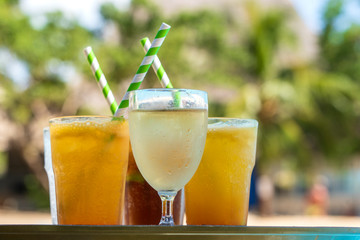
top-left (0, 0), bottom-right (359, 183)
top-left (0, 152), bottom-right (7, 177)
top-left (24, 175), bottom-right (50, 209)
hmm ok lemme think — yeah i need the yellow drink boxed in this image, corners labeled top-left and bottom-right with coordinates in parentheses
top-left (49, 116), bottom-right (129, 225)
top-left (185, 118), bottom-right (258, 225)
top-left (129, 109), bottom-right (207, 192)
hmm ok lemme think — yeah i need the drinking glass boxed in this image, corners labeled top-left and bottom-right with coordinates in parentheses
top-left (43, 127), bottom-right (57, 224)
top-left (128, 89), bottom-right (208, 226)
top-left (185, 118), bottom-right (258, 225)
top-left (49, 116), bottom-right (129, 225)
top-left (124, 146), bottom-right (185, 225)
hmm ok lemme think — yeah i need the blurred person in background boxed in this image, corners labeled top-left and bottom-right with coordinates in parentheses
top-left (305, 175), bottom-right (329, 215)
top-left (256, 175), bottom-right (275, 216)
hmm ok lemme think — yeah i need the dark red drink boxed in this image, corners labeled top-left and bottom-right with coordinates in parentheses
top-left (124, 148), bottom-right (184, 225)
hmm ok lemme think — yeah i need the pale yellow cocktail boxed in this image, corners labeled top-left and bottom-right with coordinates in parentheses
top-left (128, 88), bottom-right (208, 226)
top-left (185, 118), bottom-right (258, 225)
top-left (129, 109), bottom-right (207, 192)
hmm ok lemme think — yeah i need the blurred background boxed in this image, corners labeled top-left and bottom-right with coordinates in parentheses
top-left (0, 0), bottom-right (360, 225)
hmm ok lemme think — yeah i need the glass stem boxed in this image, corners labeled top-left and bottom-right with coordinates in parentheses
top-left (158, 191), bottom-right (177, 226)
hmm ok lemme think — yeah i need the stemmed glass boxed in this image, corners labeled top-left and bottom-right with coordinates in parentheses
top-left (128, 89), bottom-right (208, 226)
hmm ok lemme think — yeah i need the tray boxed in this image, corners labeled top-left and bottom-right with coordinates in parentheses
top-left (0, 225), bottom-right (359, 240)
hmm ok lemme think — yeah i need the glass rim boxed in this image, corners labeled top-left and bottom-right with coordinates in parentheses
top-left (208, 117), bottom-right (258, 127)
top-left (49, 115), bottom-right (123, 124)
top-left (128, 88), bottom-right (208, 111)
top-left (129, 88), bottom-right (207, 95)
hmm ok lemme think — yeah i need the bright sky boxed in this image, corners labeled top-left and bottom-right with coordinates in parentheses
top-left (19, 0), bottom-right (130, 30)
top-left (290, 0), bottom-right (360, 32)
top-left (19, 0), bottom-right (327, 32)
top-left (19, 0), bottom-right (360, 32)
top-left (289, 0), bottom-right (327, 33)
top-left (5, 0), bottom-right (358, 89)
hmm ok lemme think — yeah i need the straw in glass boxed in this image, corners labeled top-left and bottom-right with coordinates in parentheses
top-left (84, 46), bottom-right (118, 115)
top-left (115, 22), bottom-right (171, 117)
top-left (140, 37), bottom-right (173, 89)
top-left (141, 37), bottom-right (182, 107)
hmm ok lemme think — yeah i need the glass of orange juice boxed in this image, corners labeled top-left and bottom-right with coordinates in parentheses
top-left (49, 116), bottom-right (129, 225)
top-left (185, 118), bottom-right (258, 225)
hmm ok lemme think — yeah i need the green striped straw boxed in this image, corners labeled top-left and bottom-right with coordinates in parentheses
top-left (115, 22), bottom-right (171, 117)
top-left (140, 37), bottom-right (173, 89)
top-left (141, 37), bottom-right (182, 107)
top-left (84, 46), bottom-right (118, 115)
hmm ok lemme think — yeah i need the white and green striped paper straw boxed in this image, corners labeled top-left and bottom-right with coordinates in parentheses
top-left (115, 22), bottom-right (171, 117)
top-left (141, 37), bottom-right (182, 107)
top-left (84, 46), bottom-right (118, 115)
top-left (140, 37), bottom-right (173, 89)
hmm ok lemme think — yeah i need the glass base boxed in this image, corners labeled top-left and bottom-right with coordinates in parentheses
top-left (159, 216), bottom-right (174, 226)
top-left (158, 191), bottom-right (177, 226)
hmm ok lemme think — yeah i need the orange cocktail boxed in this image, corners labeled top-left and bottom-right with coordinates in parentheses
top-left (49, 116), bottom-right (129, 225)
top-left (185, 118), bottom-right (258, 225)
